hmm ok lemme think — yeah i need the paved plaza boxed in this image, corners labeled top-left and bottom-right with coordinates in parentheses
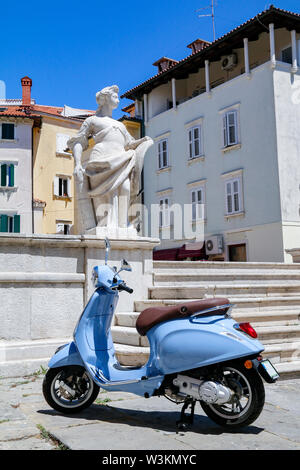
top-left (0, 371), bottom-right (299, 450)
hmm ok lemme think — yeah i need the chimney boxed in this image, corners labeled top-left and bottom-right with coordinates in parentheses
top-left (153, 57), bottom-right (179, 73)
top-left (21, 76), bottom-right (32, 106)
top-left (187, 39), bottom-right (211, 54)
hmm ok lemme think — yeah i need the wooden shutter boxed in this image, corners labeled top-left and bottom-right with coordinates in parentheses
top-left (188, 129), bottom-right (193, 159)
top-left (226, 182), bottom-right (233, 213)
top-left (13, 214), bottom-right (20, 233)
top-left (223, 115), bottom-right (228, 147)
top-left (1, 164), bottom-right (7, 186)
top-left (67, 178), bottom-right (72, 198)
top-left (8, 164), bottom-right (14, 187)
top-left (53, 176), bottom-right (59, 196)
top-left (0, 214), bottom-right (8, 232)
top-left (227, 111), bottom-right (237, 145)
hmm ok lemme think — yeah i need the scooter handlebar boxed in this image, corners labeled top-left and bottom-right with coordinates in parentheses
top-left (118, 283), bottom-right (134, 294)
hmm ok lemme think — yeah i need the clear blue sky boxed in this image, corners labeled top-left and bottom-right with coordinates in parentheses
top-left (1, 0), bottom-right (300, 117)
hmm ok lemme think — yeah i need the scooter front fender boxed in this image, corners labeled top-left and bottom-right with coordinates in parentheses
top-left (48, 341), bottom-right (85, 369)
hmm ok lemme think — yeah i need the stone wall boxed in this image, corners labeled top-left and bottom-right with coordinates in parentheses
top-left (0, 233), bottom-right (159, 376)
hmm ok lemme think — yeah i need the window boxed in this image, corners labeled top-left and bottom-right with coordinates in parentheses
top-left (0, 163), bottom-right (15, 187)
top-left (56, 222), bottom-right (72, 235)
top-left (158, 139), bottom-right (169, 169)
top-left (0, 214), bottom-right (20, 233)
top-left (223, 110), bottom-right (238, 148)
top-left (56, 133), bottom-right (71, 155)
top-left (159, 198), bottom-right (170, 227)
top-left (188, 126), bottom-right (202, 159)
top-left (54, 176), bottom-right (71, 198)
top-left (191, 187), bottom-right (205, 220)
top-left (281, 46), bottom-right (292, 64)
top-left (1, 123), bottom-right (15, 140)
top-left (225, 178), bottom-right (242, 214)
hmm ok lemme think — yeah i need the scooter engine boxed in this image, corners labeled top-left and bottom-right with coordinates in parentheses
top-left (173, 375), bottom-right (233, 405)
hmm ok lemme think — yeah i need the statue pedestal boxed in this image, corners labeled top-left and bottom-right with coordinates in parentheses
top-left (0, 233), bottom-right (160, 377)
top-left (87, 225), bottom-right (139, 239)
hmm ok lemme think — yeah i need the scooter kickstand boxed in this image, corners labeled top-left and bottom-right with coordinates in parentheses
top-left (176, 398), bottom-right (196, 432)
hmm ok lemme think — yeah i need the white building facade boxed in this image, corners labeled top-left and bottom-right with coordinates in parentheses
top-left (0, 114), bottom-right (37, 234)
top-left (122, 6), bottom-right (300, 262)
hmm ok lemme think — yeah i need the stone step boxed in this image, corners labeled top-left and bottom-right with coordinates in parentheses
top-left (263, 342), bottom-right (300, 364)
top-left (153, 260), bottom-right (300, 271)
top-left (135, 296), bottom-right (300, 312)
top-left (255, 325), bottom-right (300, 343)
top-left (111, 325), bottom-right (149, 348)
top-left (114, 343), bottom-right (149, 367)
top-left (154, 272), bottom-right (300, 283)
top-left (149, 284), bottom-right (300, 299)
top-left (115, 309), bottom-right (300, 328)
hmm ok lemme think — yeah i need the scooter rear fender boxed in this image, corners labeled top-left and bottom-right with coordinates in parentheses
top-left (48, 341), bottom-right (84, 369)
top-left (148, 315), bottom-right (264, 375)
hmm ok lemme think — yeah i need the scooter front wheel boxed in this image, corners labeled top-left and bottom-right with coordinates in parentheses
top-left (200, 362), bottom-right (265, 429)
top-left (43, 366), bottom-right (99, 414)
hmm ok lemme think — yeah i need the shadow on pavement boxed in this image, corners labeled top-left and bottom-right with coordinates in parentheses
top-left (36, 403), bottom-right (264, 436)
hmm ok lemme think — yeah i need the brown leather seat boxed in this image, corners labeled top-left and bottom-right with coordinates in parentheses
top-left (136, 297), bottom-right (230, 336)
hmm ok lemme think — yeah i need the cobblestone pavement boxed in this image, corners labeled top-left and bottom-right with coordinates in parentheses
top-left (0, 371), bottom-right (299, 450)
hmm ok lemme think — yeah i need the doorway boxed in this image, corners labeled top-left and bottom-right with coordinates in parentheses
top-left (228, 243), bottom-right (247, 262)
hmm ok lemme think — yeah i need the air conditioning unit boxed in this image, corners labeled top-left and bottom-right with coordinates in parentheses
top-left (205, 235), bottom-right (224, 255)
top-left (221, 53), bottom-right (237, 70)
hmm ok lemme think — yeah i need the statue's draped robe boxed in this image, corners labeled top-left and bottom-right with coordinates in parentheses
top-left (68, 117), bottom-right (142, 207)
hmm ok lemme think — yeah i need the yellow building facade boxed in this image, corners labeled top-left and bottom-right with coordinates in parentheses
top-left (33, 114), bottom-right (83, 234)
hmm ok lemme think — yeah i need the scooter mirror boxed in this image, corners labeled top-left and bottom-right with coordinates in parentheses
top-left (120, 259), bottom-right (132, 272)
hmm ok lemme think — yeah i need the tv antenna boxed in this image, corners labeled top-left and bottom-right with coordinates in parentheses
top-left (197, 0), bottom-right (217, 42)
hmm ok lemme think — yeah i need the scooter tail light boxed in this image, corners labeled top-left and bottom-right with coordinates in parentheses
top-left (234, 322), bottom-right (258, 339)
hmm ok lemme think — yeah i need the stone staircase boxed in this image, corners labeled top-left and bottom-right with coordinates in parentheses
top-left (113, 261), bottom-right (300, 379)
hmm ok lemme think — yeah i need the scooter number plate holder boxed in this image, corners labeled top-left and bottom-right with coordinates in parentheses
top-left (259, 359), bottom-right (280, 383)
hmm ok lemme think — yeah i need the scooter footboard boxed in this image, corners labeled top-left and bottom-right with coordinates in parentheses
top-left (48, 341), bottom-right (85, 369)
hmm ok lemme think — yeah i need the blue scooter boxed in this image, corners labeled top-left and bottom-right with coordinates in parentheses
top-left (43, 238), bottom-right (279, 429)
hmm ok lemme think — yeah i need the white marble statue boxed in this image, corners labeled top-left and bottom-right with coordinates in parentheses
top-left (67, 85), bottom-right (153, 236)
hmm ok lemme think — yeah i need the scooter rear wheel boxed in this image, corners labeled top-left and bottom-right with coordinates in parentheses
top-left (43, 366), bottom-right (100, 414)
top-left (200, 362), bottom-right (265, 428)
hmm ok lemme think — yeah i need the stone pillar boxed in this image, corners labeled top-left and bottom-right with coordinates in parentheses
top-left (171, 78), bottom-right (177, 109)
top-left (205, 60), bottom-right (211, 94)
top-left (269, 23), bottom-right (276, 68)
top-left (291, 30), bottom-right (298, 73)
top-left (243, 37), bottom-right (250, 76)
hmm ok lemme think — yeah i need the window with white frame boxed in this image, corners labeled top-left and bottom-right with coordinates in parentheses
top-left (0, 162), bottom-right (16, 187)
top-left (191, 187), bottom-right (205, 220)
top-left (225, 177), bottom-right (243, 215)
top-left (188, 125), bottom-right (202, 159)
top-left (0, 213), bottom-right (20, 233)
top-left (157, 139), bottom-right (169, 169)
top-left (222, 110), bottom-right (239, 148)
top-left (56, 221), bottom-right (72, 235)
top-left (56, 133), bottom-right (71, 155)
top-left (54, 176), bottom-right (71, 198)
top-left (1, 123), bottom-right (15, 140)
top-left (159, 197), bottom-right (170, 227)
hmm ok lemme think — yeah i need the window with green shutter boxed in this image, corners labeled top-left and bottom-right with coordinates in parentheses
top-left (0, 163), bottom-right (15, 187)
top-left (0, 214), bottom-right (20, 232)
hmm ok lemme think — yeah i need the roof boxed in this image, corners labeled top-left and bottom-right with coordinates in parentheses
top-left (0, 103), bottom-right (92, 124)
top-left (0, 105), bottom-right (42, 126)
top-left (121, 5), bottom-right (300, 100)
